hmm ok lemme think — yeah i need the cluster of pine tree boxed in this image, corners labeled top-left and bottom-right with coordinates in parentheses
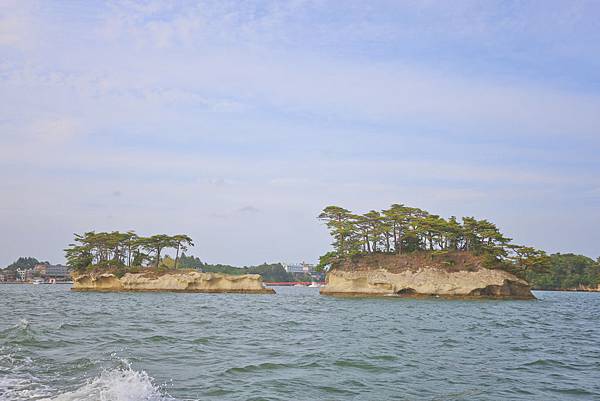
top-left (318, 204), bottom-right (549, 275)
top-left (64, 231), bottom-right (193, 272)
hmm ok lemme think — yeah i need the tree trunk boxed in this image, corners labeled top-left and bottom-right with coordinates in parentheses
top-left (174, 243), bottom-right (180, 269)
top-left (398, 233), bottom-right (402, 254)
top-left (155, 247), bottom-right (161, 268)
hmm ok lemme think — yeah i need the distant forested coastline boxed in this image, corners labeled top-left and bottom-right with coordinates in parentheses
top-left (174, 254), bottom-right (313, 282)
top-left (525, 253), bottom-right (600, 290)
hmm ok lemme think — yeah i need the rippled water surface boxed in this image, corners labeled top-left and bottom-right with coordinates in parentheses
top-left (1, 285), bottom-right (599, 400)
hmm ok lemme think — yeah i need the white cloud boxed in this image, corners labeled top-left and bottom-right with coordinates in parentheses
top-left (29, 117), bottom-right (80, 143)
top-left (1, 0), bottom-right (600, 266)
top-left (0, 0), bottom-right (39, 49)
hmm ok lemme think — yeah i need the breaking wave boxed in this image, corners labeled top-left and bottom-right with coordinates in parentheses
top-left (47, 359), bottom-right (173, 401)
top-left (0, 354), bottom-right (173, 401)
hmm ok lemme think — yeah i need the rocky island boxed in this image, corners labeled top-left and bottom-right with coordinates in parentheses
top-left (65, 231), bottom-right (274, 294)
top-left (72, 270), bottom-right (275, 294)
top-left (317, 203), bottom-right (549, 300)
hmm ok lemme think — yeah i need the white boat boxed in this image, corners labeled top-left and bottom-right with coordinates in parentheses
top-left (308, 282), bottom-right (321, 288)
top-left (32, 279), bottom-right (43, 285)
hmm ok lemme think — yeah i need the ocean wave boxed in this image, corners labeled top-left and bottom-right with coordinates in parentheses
top-left (55, 322), bottom-right (81, 331)
top-left (0, 349), bottom-right (172, 401)
top-left (0, 319), bottom-right (32, 337)
top-left (17, 319), bottom-right (30, 330)
top-left (333, 358), bottom-right (388, 372)
top-left (522, 358), bottom-right (576, 369)
top-left (45, 360), bottom-right (174, 401)
top-left (0, 370), bottom-right (52, 400)
top-left (225, 361), bottom-right (293, 374)
top-left (0, 319), bottom-right (38, 348)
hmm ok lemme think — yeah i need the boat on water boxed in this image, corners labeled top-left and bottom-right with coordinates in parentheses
top-left (308, 282), bottom-right (322, 288)
top-left (32, 279), bottom-right (44, 285)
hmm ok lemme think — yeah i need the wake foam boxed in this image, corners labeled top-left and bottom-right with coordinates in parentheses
top-left (16, 319), bottom-right (30, 330)
top-left (48, 360), bottom-right (172, 401)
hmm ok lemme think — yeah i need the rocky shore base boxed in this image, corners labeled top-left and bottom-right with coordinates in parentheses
top-left (320, 268), bottom-right (534, 299)
top-left (72, 271), bottom-right (275, 294)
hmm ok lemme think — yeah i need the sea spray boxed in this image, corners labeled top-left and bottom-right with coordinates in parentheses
top-left (48, 359), bottom-right (172, 401)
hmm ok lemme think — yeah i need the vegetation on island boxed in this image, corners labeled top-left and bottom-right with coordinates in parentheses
top-left (6, 214), bottom-right (598, 290)
top-left (317, 204), bottom-right (551, 279)
top-left (62, 232), bottom-right (313, 282)
top-left (64, 231), bottom-right (194, 274)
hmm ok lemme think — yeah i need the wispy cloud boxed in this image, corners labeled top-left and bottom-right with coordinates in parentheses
top-left (238, 205), bottom-right (260, 214)
top-left (1, 1), bottom-right (599, 265)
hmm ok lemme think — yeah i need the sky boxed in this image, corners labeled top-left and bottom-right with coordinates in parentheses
top-left (1, 0), bottom-right (600, 267)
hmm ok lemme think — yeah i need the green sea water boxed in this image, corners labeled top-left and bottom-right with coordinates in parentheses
top-left (1, 285), bottom-right (599, 400)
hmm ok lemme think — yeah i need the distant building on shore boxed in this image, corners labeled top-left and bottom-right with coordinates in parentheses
top-left (34, 263), bottom-right (48, 275)
top-left (31, 263), bottom-right (70, 280)
top-left (0, 264), bottom-right (70, 282)
top-left (45, 264), bottom-right (70, 279)
top-left (16, 268), bottom-right (33, 281)
top-left (283, 262), bottom-right (315, 274)
top-left (0, 270), bottom-right (16, 281)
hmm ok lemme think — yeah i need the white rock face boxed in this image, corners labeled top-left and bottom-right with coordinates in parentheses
top-left (320, 268), bottom-right (533, 298)
top-left (72, 271), bottom-right (275, 294)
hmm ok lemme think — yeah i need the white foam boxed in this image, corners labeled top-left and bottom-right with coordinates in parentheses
top-left (0, 373), bottom-right (52, 401)
top-left (46, 361), bottom-right (172, 401)
top-left (17, 319), bottom-right (30, 330)
top-left (0, 347), bottom-right (173, 401)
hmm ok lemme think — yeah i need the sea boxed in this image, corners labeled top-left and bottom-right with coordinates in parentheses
top-left (0, 285), bottom-right (599, 401)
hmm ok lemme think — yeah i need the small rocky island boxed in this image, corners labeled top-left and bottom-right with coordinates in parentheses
top-left (317, 203), bottom-right (549, 299)
top-left (65, 231), bottom-right (274, 294)
top-left (72, 270), bottom-right (275, 294)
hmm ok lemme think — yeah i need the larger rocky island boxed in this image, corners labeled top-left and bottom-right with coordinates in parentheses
top-left (316, 203), bottom-right (549, 300)
top-left (72, 270), bottom-right (275, 294)
top-left (319, 252), bottom-right (534, 299)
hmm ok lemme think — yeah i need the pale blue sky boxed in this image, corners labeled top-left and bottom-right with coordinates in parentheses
top-left (1, 0), bottom-right (599, 266)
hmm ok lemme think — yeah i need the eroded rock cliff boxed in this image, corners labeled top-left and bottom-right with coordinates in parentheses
top-left (320, 252), bottom-right (534, 299)
top-left (72, 270), bottom-right (275, 294)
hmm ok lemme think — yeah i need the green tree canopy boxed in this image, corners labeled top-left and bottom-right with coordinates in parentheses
top-left (4, 257), bottom-right (41, 271)
top-left (317, 203), bottom-right (548, 276)
top-left (64, 231), bottom-right (194, 272)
